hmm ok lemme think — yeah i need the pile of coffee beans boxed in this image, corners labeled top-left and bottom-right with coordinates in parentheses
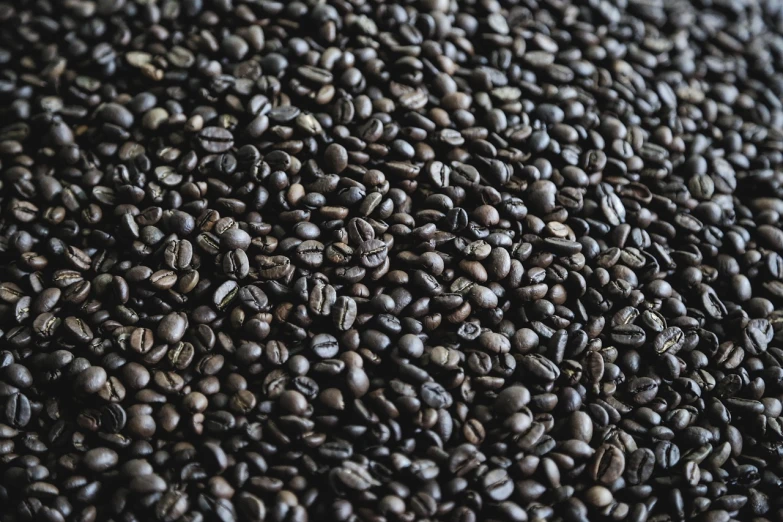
top-left (2, 0), bottom-right (783, 520)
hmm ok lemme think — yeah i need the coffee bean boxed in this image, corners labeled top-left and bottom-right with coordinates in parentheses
top-left (655, 441), bottom-right (680, 470)
top-left (2, 364), bottom-right (32, 389)
top-left (308, 282), bottom-right (336, 316)
top-left (168, 341), bottom-right (195, 370)
top-left (130, 328), bottom-right (154, 354)
top-left (97, 103), bottom-right (134, 128)
top-left (101, 404), bottom-right (127, 434)
top-left (311, 333), bottom-right (339, 359)
top-left (150, 270), bottom-right (177, 290)
top-left (611, 324), bottom-right (647, 347)
top-left (494, 385), bottom-right (531, 415)
top-left (220, 228), bottom-right (251, 250)
top-left (237, 285), bottom-right (270, 312)
top-left (74, 367), bottom-right (107, 395)
top-left (33, 312), bottom-right (61, 338)
top-left (520, 354), bottom-right (560, 381)
top-left (590, 444), bottom-right (626, 485)
top-left (62, 316), bottom-right (93, 343)
top-left (157, 312), bottom-right (187, 344)
top-left (544, 238), bottom-right (583, 255)
top-left (357, 239), bottom-right (388, 268)
top-left (258, 256), bottom-right (293, 280)
top-left (163, 239), bottom-right (193, 270)
top-left (627, 377), bottom-right (659, 405)
top-left (625, 448), bottom-right (655, 485)
top-left (298, 65), bottom-right (333, 85)
top-left (421, 382), bottom-right (453, 409)
top-left (332, 462), bottom-right (379, 491)
top-left (0, 282), bottom-right (24, 303)
top-left (198, 127), bottom-right (234, 153)
top-left (5, 392), bottom-right (31, 428)
top-left (83, 448), bottom-right (119, 472)
top-left (213, 280), bottom-right (239, 311)
top-left (653, 327), bottom-right (685, 356)
top-left (482, 468), bottom-right (513, 501)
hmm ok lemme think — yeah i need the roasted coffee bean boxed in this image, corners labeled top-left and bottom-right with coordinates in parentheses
top-left (625, 448), bottom-right (655, 485)
top-left (168, 342), bottom-right (195, 370)
top-left (213, 280), bottom-right (239, 310)
top-left (653, 327), bottom-right (685, 356)
top-left (74, 367), bottom-right (107, 395)
top-left (494, 385), bottom-right (531, 415)
top-left (5, 392), bottom-right (31, 428)
top-left (258, 256), bottom-right (293, 280)
top-left (198, 127), bottom-right (234, 153)
top-left (101, 404), bottom-right (127, 434)
top-left (311, 334), bottom-right (339, 359)
top-left (163, 240), bottom-right (193, 271)
top-left (130, 328), bottom-right (154, 354)
top-left (655, 441), bottom-right (680, 470)
top-left (62, 316), bottom-right (93, 343)
top-left (590, 444), bottom-right (626, 485)
top-left (357, 239), bottom-right (388, 268)
top-left (83, 447), bottom-right (119, 472)
top-left (611, 324), bottom-right (647, 348)
top-left (157, 312), bottom-right (187, 344)
top-left (520, 354), bottom-right (561, 381)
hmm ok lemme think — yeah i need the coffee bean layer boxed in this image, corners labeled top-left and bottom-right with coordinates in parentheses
top-left (1, 1), bottom-right (783, 522)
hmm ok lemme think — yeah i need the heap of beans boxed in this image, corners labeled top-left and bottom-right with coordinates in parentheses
top-left (1, 0), bottom-right (783, 521)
